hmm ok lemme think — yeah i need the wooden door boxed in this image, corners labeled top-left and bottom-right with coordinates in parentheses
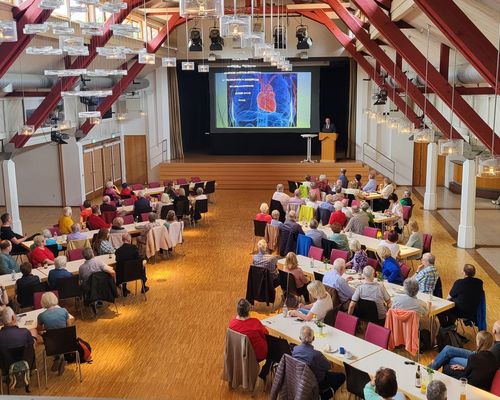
top-left (83, 150), bottom-right (94, 196)
top-left (103, 145), bottom-right (113, 184)
top-left (412, 143), bottom-right (445, 187)
top-left (124, 135), bottom-right (147, 185)
top-left (112, 142), bottom-right (122, 184)
top-left (93, 147), bottom-right (104, 193)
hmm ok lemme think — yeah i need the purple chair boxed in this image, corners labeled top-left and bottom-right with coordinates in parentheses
top-left (122, 198), bottom-right (134, 206)
top-left (400, 263), bottom-right (411, 279)
top-left (364, 322), bottom-right (391, 349)
top-left (330, 249), bottom-right (349, 262)
top-left (131, 184), bottom-right (144, 191)
top-left (366, 258), bottom-right (380, 271)
top-left (102, 211), bottom-right (117, 224)
top-left (176, 178), bottom-right (188, 185)
top-left (190, 176), bottom-right (202, 183)
top-left (423, 233), bottom-right (433, 253)
top-left (141, 212), bottom-right (151, 222)
top-left (334, 311), bottom-right (358, 335)
top-left (67, 248), bottom-right (84, 261)
top-left (362, 226), bottom-right (379, 238)
top-left (148, 182), bottom-right (160, 188)
top-left (33, 290), bottom-right (59, 310)
top-left (123, 214), bottom-right (134, 225)
top-left (49, 227), bottom-right (60, 237)
top-left (308, 246), bottom-right (324, 261)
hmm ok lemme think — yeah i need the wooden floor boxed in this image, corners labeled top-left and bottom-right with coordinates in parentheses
top-left (7, 189), bottom-right (500, 399)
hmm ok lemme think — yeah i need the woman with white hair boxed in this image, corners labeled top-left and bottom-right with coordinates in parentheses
top-left (289, 280), bottom-right (333, 321)
top-left (255, 203), bottom-right (272, 223)
top-left (30, 235), bottom-right (55, 267)
top-left (328, 201), bottom-right (347, 227)
top-left (104, 180), bottom-right (121, 201)
top-left (377, 246), bottom-right (404, 285)
top-left (37, 291), bottom-right (73, 374)
top-left (41, 228), bottom-right (62, 251)
top-left (346, 239), bottom-right (368, 273)
top-left (47, 256), bottom-right (72, 289)
top-left (253, 239), bottom-right (279, 287)
top-left (58, 207), bottom-right (74, 234)
top-left (391, 278), bottom-right (427, 317)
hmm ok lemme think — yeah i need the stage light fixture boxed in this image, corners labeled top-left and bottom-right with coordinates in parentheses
top-left (373, 87), bottom-right (388, 105)
top-left (209, 28), bottom-right (223, 51)
top-left (179, 0), bottom-right (223, 18)
top-left (273, 27), bottom-right (285, 49)
top-left (50, 130), bottom-right (69, 144)
top-left (188, 28), bottom-right (202, 51)
top-left (296, 25), bottom-right (312, 50)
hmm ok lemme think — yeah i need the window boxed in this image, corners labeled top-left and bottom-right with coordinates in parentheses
top-left (147, 26), bottom-right (159, 42)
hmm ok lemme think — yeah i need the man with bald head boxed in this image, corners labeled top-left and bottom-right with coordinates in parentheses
top-left (292, 325), bottom-right (345, 399)
top-left (0, 307), bottom-right (37, 353)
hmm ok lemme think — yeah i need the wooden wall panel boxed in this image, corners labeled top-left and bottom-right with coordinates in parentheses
top-left (124, 136), bottom-right (147, 185)
top-left (93, 148), bottom-right (104, 192)
top-left (103, 145), bottom-right (113, 183)
top-left (412, 143), bottom-right (445, 186)
top-left (454, 164), bottom-right (500, 189)
top-left (112, 143), bottom-right (122, 183)
top-left (83, 151), bottom-right (94, 196)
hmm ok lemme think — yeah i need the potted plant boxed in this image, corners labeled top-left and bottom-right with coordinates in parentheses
top-left (322, 257), bottom-right (330, 270)
top-left (315, 319), bottom-right (325, 336)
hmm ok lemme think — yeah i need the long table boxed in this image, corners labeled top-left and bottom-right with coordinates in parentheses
top-left (276, 255), bottom-right (454, 317)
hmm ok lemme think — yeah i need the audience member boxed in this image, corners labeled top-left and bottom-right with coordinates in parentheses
top-left (363, 172), bottom-right (377, 193)
top-left (163, 182), bottom-right (177, 200)
top-left (363, 368), bottom-right (405, 400)
top-left (344, 204), bottom-right (369, 234)
top-left (406, 221), bottom-right (423, 258)
top-left (15, 262), bottom-right (41, 308)
top-left (30, 235), bottom-right (55, 267)
top-left (78, 248), bottom-right (115, 285)
top-left (58, 207), bottom-right (74, 234)
top-left (163, 210), bottom-right (177, 229)
top-left (119, 183), bottom-right (136, 200)
top-left (0, 240), bottom-right (19, 274)
top-left (373, 177), bottom-right (395, 211)
top-left (109, 217), bottom-right (125, 234)
top-left (327, 222), bottom-right (349, 251)
top-left (391, 278), bottom-right (428, 318)
top-left (103, 180), bottom-right (120, 201)
top-left (331, 186), bottom-right (344, 203)
top-left (115, 233), bottom-right (148, 296)
top-left (289, 280), bottom-right (333, 321)
top-left (328, 201), bottom-right (347, 227)
top-left (41, 228), bottom-right (61, 251)
top-left (415, 253), bottom-right (439, 294)
top-left (281, 210), bottom-right (304, 236)
top-left (317, 174), bottom-right (331, 194)
top-left (338, 168), bottom-right (348, 189)
top-left (378, 231), bottom-right (401, 259)
top-left (385, 193), bottom-right (404, 234)
top-left (80, 200), bottom-right (92, 224)
top-left (0, 307), bottom-right (36, 355)
top-left (48, 256), bottom-right (72, 289)
top-left (67, 223), bottom-right (87, 242)
top-left (192, 188), bottom-right (208, 223)
top-left (292, 326), bottom-right (345, 399)
top-left (323, 258), bottom-right (354, 310)
top-left (92, 228), bottom-right (115, 255)
top-left (438, 264), bottom-right (484, 328)
top-left (302, 175), bottom-right (312, 188)
top-left (377, 246), bottom-right (403, 285)
top-left (272, 184), bottom-right (290, 210)
top-left (133, 191), bottom-right (153, 221)
top-left (255, 203), bottom-right (272, 223)
top-left (426, 380), bottom-right (447, 400)
top-left (319, 194), bottom-right (335, 212)
top-left (270, 210), bottom-right (283, 227)
top-left (305, 193), bottom-right (320, 210)
top-left (0, 284), bottom-right (8, 313)
top-left (288, 189), bottom-right (305, 208)
top-left (283, 252), bottom-right (310, 302)
top-left (400, 191), bottom-right (413, 207)
top-left (346, 239), bottom-right (368, 273)
top-left (349, 266), bottom-right (391, 321)
top-left (491, 320), bottom-right (500, 363)
top-left (305, 219), bottom-right (326, 247)
top-left (252, 240), bottom-right (279, 287)
top-left (350, 174), bottom-right (362, 189)
top-left (1, 213), bottom-right (32, 254)
top-left (309, 182), bottom-right (322, 202)
top-left (173, 188), bottom-right (189, 218)
top-left (100, 196), bottom-right (117, 212)
top-left (86, 205), bottom-right (111, 230)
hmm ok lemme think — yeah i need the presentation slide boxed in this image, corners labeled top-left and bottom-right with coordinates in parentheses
top-left (210, 68), bottom-right (319, 133)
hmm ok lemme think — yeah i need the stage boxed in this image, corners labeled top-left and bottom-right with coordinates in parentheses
top-left (160, 153), bottom-right (373, 190)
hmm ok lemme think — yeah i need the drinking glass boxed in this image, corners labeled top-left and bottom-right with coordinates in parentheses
top-left (460, 378), bottom-right (467, 400)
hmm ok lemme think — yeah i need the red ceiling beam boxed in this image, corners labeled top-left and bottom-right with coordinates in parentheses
top-left (298, 10), bottom-right (421, 127)
top-left (323, 0), bottom-right (462, 141)
top-left (439, 43), bottom-right (450, 80)
top-left (9, 0), bottom-right (145, 148)
top-left (350, 0), bottom-right (499, 154)
top-left (412, 0), bottom-right (499, 92)
top-left (0, 0), bottom-right (53, 80)
top-left (79, 14), bottom-right (184, 138)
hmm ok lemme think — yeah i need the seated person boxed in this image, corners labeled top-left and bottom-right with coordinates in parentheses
top-left (92, 228), bottom-right (115, 256)
top-left (415, 253), bottom-right (439, 294)
top-left (373, 177), bottom-right (395, 212)
top-left (30, 235), bottom-right (55, 267)
top-left (67, 223), bottom-right (87, 241)
top-left (0, 284), bottom-right (8, 314)
top-left (119, 183), bottom-right (136, 200)
top-left (350, 174), bottom-right (362, 189)
top-left (288, 189), bottom-right (306, 208)
top-left (80, 200), bottom-right (93, 225)
top-left (0, 212), bottom-right (32, 254)
top-left (86, 205), bottom-right (111, 230)
top-left (252, 240), bottom-right (279, 287)
top-left (406, 221), bottom-right (423, 259)
top-left (305, 219), bottom-right (326, 247)
top-left (163, 210), bottom-right (177, 230)
top-left (364, 368), bottom-right (405, 400)
top-left (58, 207), bottom-right (74, 235)
top-left (48, 256), bottom-right (72, 289)
top-left (441, 331), bottom-right (497, 391)
top-left (330, 186), bottom-right (344, 203)
top-left (283, 252), bottom-right (310, 302)
top-left (281, 210), bottom-right (304, 236)
top-left (400, 190), bottom-right (413, 207)
top-left (15, 262), bottom-right (41, 308)
top-left (362, 172), bottom-right (377, 193)
top-left (103, 180), bottom-right (121, 201)
top-left (327, 222), bottom-right (349, 251)
top-left (305, 193), bottom-right (320, 210)
top-left (317, 175), bottom-right (331, 194)
top-left (173, 188), bottom-right (189, 219)
top-left (385, 194), bottom-right (404, 234)
top-left (378, 231), bottom-right (401, 259)
top-left (0, 240), bottom-right (20, 275)
top-left (109, 217), bottom-right (126, 234)
top-left (323, 258), bottom-right (354, 311)
top-left (309, 182), bottom-right (321, 201)
top-left (302, 175), bottom-right (312, 189)
top-left (346, 239), bottom-right (368, 273)
top-left (272, 183), bottom-right (290, 210)
top-left (328, 202), bottom-right (347, 227)
top-left (348, 266), bottom-right (391, 322)
top-left (344, 204), bottom-right (369, 235)
top-left (115, 233), bottom-right (148, 296)
top-left (292, 326), bottom-right (345, 399)
top-left (319, 194), bottom-right (335, 212)
top-left (163, 182), bottom-right (177, 200)
top-left (255, 203), bottom-right (272, 223)
top-left (133, 191), bottom-right (153, 221)
top-left (270, 210), bottom-right (283, 227)
top-left (0, 307), bottom-right (37, 355)
top-left (100, 196), bottom-right (117, 212)
top-left (391, 278), bottom-right (428, 318)
top-left (41, 229), bottom-right (62, 252)
top-left (377, 246), bottom-right (403, 285)
top-left (78, 248), bottom-right (115, 285)
top-left (438, 264), bottom-right (483, 328)
top-left (289, 280), bottom-right (333, 321)
top-left (426, 380), bottom-right (447, 400)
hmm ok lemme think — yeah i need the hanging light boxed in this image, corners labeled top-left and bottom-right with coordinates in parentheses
top-left (138, 52), bottom-right (156, 64)
top-left (62, 90), bottom-right (112, 97)
top-left (477, 157), bottom-right (500, 177)
top-left (38, 0), bottom-right (64, 10)
top-left (69, 4), bottom-right (87, 13)
top-left (101, 1), bottom-right (127, 13)
top-left (23, 23), bottom-right (49, 35)
top-left (116, 113), bottom-right (127, 121)
top-left (45, 69), bottom-right (87, 77)
top-left (162, 57), bottom-right (177, 67)
top-left (438, 139), bottom-right (464, 156)
top-left (80, 22), bottom-right (105, 36)
top-left (79, 111), bottom-right (101, 118)
top-left (20, 125), bottom-right (35, 136)
top-left (220, 15), bottom-right (251, 38)
top-left (57, 120), bottom-right (72, 130)
top-left (376, 114), bottom-right (387, 125)
top-left (90, 116), bottom-right (101, 125)
top-left (198, 64), bottom-right (209, 73)
top-left (87, 69), bottom-right (127, 76)
top-left (181, 61), bottom-right (195, 70)
top-left (26, 46), bottom-right (63, 55)
top-left (179, 0), bottom-right (223, 18)
top-left (413, 128), bottom-right (434, 143)
top-left (0, 21), bottom-right (17, 42)
top-left (399, 122), bottom-right (412, 134)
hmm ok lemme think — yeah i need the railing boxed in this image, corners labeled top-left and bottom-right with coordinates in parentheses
top-left (362, 143), bottom-right (396, 182)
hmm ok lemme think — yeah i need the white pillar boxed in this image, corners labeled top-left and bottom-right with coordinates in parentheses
top-left (457, 159), bottom-right (476, 248)
top-left (443, 156), bottom-right (454, 189)
top-left (423, 142), bottom-right (438, 210)
top-left (2, 159), bottom-right (22, 233)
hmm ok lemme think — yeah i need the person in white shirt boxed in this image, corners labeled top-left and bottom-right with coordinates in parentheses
top-left (378, 231), bottom-right (401, 259)
top-left (374, 177), bottom-right (395, 211)
top-left (288, 280), bottom-right (333, 321)
top-left (272, 184), bottom-right (290, 210)
top-left (385, 193), bottom-right (404, 233)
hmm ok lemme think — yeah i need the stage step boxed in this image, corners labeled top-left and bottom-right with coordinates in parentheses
top-left (160, 160), bottom-right (380, 190)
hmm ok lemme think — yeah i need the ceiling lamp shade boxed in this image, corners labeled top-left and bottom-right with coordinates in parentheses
top-left (220, 16), bottom-right (251, 38)
top-left (60, 35), bottom-right (83, 49)
top-left (23, 23), bottom-right (49, 35)
top-left (138, 52), bottom-right (156, 65)
top-left (76, 0), bottom-right (100, 4)
top-left (162, 57), bottom-right (176, 67)
top-left (26, 46), bottom-right (63, 55)
top-left (438, 139), bottom-right (464, 156)
top-left (179, 0), bottom-right (223, 18)
top-left (0, 21), bottom-right (17, 42)
top-left (198, 64), bottom-right (209, 73)
top-left (90, 116), bottom-right (101, 125)
top-left (241, 31), bottom-right (264, 49)
top-left (477, 156), bottom-right (500, 177)
top-left (62, 90), bottom-right (112, 97)
top-left (399, 121), bottom-right (412, 134)
top-left (413, 128), bottom-right (434, 143)
top-left (97, 46), bottom-right (127, 59)
top-left (181, 61), bottom-right (195, 71)
top-left (66, 45), bottom-right (89, 56)
top-left (79, 111), bottom-right (101, 118)
top-left (111, 24), bottom-right (139, 38)
top-left (87, 69), bottom-right (127, 76)
top-left (80, 22), bottom-right (105, 36)
top-left (57, 120), bottom-right (72, 130)
top-left (45, 69), bottom-right (87, 76)
top-left (376, 114), bottom-right (387, 125)
top-left (69, 4), bottom-right (87, 12)
top-left (116, 112), bottom-right (127, 121)
top-left (39, 0), bottom-right (64, 9)
top-left (20, 125), bottom-right (35, 136)
top-left (101, 1), bottom-right (127, 13)
top-left (282, 64), bottom-right (293, 72)
top-left (387, 118), bottom-right (400, 129)
top-left (254, 43), bottom-right (272, 59)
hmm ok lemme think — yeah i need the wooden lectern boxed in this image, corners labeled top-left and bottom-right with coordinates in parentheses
top-left (319, 132), bottom-right (338, 162)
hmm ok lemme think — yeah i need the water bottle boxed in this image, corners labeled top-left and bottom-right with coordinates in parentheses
top-left (11, 269), bottom-right (15, 281)
top-left (310, 257), bottom-right (314, 269)
top-left (282, 304), bottom-right (288, 318)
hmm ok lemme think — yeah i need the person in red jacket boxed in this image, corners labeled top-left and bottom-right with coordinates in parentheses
top-left (255, 203), bottom-right (272, 223)
top-left (328, 201), bottom-right (347, 227)
top-left (86, 205), bottom-right (111, 231)
top-left (30, 235), bottom-right (55, 267)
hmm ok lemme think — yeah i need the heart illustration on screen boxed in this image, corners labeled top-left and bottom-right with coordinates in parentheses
top-left (257, 82), bottom-right (276, 113)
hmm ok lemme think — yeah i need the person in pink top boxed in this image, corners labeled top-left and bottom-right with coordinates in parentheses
top-left (283, 252), bottom-right (310, 302)
top-left (255, 203), bottom-right (272, 223)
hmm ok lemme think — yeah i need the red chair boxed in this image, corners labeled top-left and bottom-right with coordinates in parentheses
top-left (119, 215), bottom-right (133, 225)
top-left (33, 290), bottom-right (59, 310)
top-left (400, 263), bottom-right (411, 279)
top-left (308, 246), bottom-right (324, 261)
top-left (49, 227), bottom-right (60, 237)
top-left (141, 212), bottom-right (151, 222)
top-left (366, 258), bottom-right (380, 271)
top-left (334, 311), bottom-right (358, 335)
top-left (351, 200), bottom-right (360, 207)
top-left (131, 184), bottom-right (144, 191)
top-left (491, 370), bottom-right (500, 396)
top-left (422, 233), bottom-right (432, 253)
top-left (364, 322), bottom-right (391, 349)
top-left (190, 176), bottom-right (202, 182)
top-left (67, 248), bottom-right (84, 261)
top-left (163, 179), bottom-right (173, 186)
top-left (383, 231), bottom-right (390, 240)
top-left (402, 205), bottom-right (413, 235)
top-left (330, 249), bottom-right (349, 262)
top-left (176, 178), bottom-right (188, 185)
top-left (362, 227), bottom-right (379, 238)
top-left (148, 181), bottom-right (160, 188)
top-left (122, 198), bottom-right (134, 206)
top-left (102, 211), bottom-right (117, 224)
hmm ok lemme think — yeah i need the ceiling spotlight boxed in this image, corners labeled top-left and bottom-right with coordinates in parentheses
top-left (51, 130), bottom-right (69, 144)
top-left (296, 25), bottom-right (312, 50)
top-left (273, 27), bottom-right (286, 49)
top-left (189, 28), bottom-right (202, 51)
top-left (373, 87), bottom-right (388, 105)
top-left (209, 28), bottom-right (223, 51)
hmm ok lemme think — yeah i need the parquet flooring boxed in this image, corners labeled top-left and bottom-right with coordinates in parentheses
top-left (4, 189), bottom-right (500, 399)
